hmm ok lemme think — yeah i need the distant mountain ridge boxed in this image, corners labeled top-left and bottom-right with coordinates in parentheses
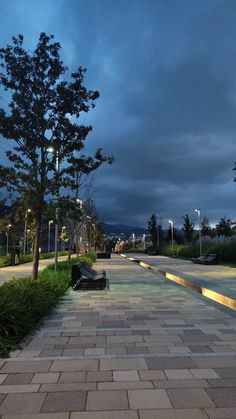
top-left (102, 222), bottom-right (147, 235)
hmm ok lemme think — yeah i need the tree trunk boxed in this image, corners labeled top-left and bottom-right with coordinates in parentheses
top-left (32, 218), bottom-right (41, 280)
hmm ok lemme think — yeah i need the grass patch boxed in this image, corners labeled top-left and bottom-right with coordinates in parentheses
top-left (0, 254), bottom-right (95, 357)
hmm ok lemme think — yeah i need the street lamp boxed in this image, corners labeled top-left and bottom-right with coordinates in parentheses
top-left (132, 233), bottom-right (135, 249)
top-left (143, 234), bottom-right (146, 250)
top-left (26, 228), bottom-right (30, 254)
top-left (61, 226), bottom-right (66, 251)
top-left (92, 223), bottom-right (96, 250)
top-left (168, 219), bottom-right (174, 252)
top-left (6, 224), bottom-right (11, 256)
top-left (24, 209), bottom-right (31, 255)
top-left (48, 147), bottom-right (59, 271)
top-left (48, 220), bottom-right (53, 253)
top-left (195, 208), bottom-right (202, 256)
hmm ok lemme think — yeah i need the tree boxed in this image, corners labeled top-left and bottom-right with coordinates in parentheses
top-left (201, 216), bottom-right (212, 237)
top-left (182, 213), bottom-right (194, 243)
top-left (148, 214), bottom-right (157, 245)
top-left (216, 217), bottom-right (232, 237)
top-left (0, 33), bottom-right (113, 278)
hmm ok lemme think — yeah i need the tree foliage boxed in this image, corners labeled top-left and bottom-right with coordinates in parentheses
top-left (216, 217), bottom-right (232, 237)
top-left (201, 216), bottom-right (212, 237)
top-left (0, 33), bottom-right (113, 278)
top-left (148, 214), bottom-right (157, 245)
top-left (182, 213), bottom-right (194, 243)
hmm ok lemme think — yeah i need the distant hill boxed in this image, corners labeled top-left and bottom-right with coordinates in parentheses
top-left (102, 223), bottom-right (147, 236)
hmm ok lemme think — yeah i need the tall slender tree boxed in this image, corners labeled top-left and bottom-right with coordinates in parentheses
top-left (0, 33), bottom-right (113, 278)
top-left (148, 214), bottom-right (157, 245)
top-left (182, 213), bottom-right (194, 243)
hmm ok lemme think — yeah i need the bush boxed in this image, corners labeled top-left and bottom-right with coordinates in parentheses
top-left (0, 256), bottom-right (11, 268)
top-left (0, 253), bottom-right (95, 356)
top-left (146, 244), bottom-right (159, 255)
top-left (158, 241), bottom-right (236, 263)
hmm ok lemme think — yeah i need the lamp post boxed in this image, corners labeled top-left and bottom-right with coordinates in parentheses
top-left (48, 147), bottom-right (59, 271)
top-left (61, 226), bottom-right (66, 251)
top-left (48, 220), bottom-right (53, 253)
top-left (6, 224), bottom-right (11, 256)
top-left (24, 209), bottom-right (31, 255)
top-left (132, 233), bottom-right (135, 249)
top-left (92, 223), bottom-right (96, 250)
top-left (26, 228), bottom-right (30, 254)
top-left (195, 208), bottom-right (202, 256)
top-left (168, 219), bottom-right (174, 253)
top-left (143, 234), bottom-right (146, 250)
top-left (76, 199), bottom-right (83, 254)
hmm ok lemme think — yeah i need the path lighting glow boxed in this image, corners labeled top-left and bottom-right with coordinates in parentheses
top-left (194, 208), bottom-right (202, 256)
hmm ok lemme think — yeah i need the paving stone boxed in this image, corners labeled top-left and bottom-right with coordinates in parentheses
top-left (32, 373), bottom-right (60, 384)
top-left (1, 414), bottom-right (69, 419)
top-left (190, 369), bottom-right (220, 379)
top-left (128, 388), bottom-right (172, 409)
top-left (139, 369), bottom-right (166, 380)
top-left (188, 345), bottom-right (213, 353)
top-left (164, 369), bottom-right (193, 380)
top-left (139, 408), bottom-right (208, 419)
top-left (39, 349), bottom-right (63, 357)
top-left (70, 411), bottom-right (139, 419)
top-left (62, 348), bottom-right (84, 356)
top-left (0, 374), bottom-right (7, 384)
top-left (113, 370), bottom-right (139, 381)
top-left (0, 393), bottom-right (6, 405)
top-left (145, 357), bottom-right (196, 370)
top-left (0, 384), bottom-right (40, 393)
top-left (0, 393), bottom-right (46, 414)
top-left (1, 373), bottom-right (34, 385)
top-left (214, 367), bottom-right (236, 378)
top-left (193, 356), bottom-right (236, 368)
top-left (168, 345), bottom-right (190, 353)
top-left (40, 382), bottom-right (96, 392)
top-left (98, 381), bottom-right (153, 390)
top-left (84, 348), bottom-right (105, 355)
top-left (167, 388), bottom-right (215, 408)
top-left (154, 378), bottom-right (209, 389)
top-left (59, 372), bottom-right (86, 383)
top-left (41, 391), bottom-right (87, 412)
top-left (205, 407), bottom-right (236, 418)
top-left (0, 361), bottom-right (52, 374)
top-left (106, 347), bottom-right (127, 354)
top-left (208, 378), bottom-right (236, 387)
top-left (86, 390), bottom-right (128, 410)
top-left (100, 358), bottom-right (147, 371)
top-left (86, 371), bottom-right (112, 382)
top-left (50, 360), bottom-right (98, 372)
top-left (206, 387), bottom-right (236, 407)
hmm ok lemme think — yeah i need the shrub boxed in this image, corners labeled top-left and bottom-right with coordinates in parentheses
top-left (0, 256), bottom-right (11, 268)
top-left (0, 252), bottom-right (95, 356)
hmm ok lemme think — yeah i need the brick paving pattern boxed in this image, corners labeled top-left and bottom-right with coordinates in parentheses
top-left (1, 254), bottom-right (236, 417)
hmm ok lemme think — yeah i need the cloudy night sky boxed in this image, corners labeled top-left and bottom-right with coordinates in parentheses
top-left (0, 0), bottom-right (236, 229)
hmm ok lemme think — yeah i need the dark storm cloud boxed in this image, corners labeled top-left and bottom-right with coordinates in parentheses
top-left (0, 0), bottom-right (236, 227)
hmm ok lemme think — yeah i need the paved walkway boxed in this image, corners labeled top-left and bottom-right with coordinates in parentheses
top-left (1, 254), bottom-right (236, 417)
top-left (0, 256), bottom-right (68, 284)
